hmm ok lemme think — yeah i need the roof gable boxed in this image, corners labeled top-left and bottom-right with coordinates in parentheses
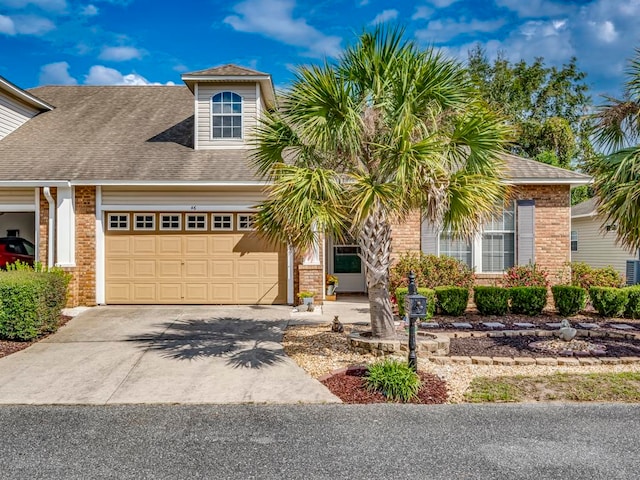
top-left (502, 153), bottom-right (591, 185)
top-left (184, 64), bottom-right (269, 77)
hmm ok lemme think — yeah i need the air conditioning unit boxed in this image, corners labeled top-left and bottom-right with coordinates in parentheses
top-left (626, 260), bottom-right (640, 285)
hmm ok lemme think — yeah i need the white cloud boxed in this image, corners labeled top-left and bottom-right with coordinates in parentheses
top-left (416, 17), bottom-right (506, 43)
top-left (494, 0), bottom-right (572, 17)
top-left (0, 15), bottom-right (16, 35)
top-left (99, 46), bottom-right (144, 61)
top-left (80, 4), bottom-right (98, 16)
top-left (224, 0), bottom-right (342, 58)
top-left (84, 65), bottom-right (174, 85)
top-left (412, 6), bottom-right (433, 20)
top-left (0, 0), bottom-right (67, 12)
top-left (428, 0), bottom-right (461, 7)
top-left (590, 20), bottom-right (617, 43)
top-left (10, 15), bottom-right (55, 35)
top-left (369, 9), bottom-right (398, 25)
top-left (39, 61), bottom-right (77, 85)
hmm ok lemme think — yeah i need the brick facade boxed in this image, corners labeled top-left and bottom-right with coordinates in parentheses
top-left (294, 234), bottom-right (325, 305)
top-left (72, 186), bottom-right (97, 306)
top-left (390, 210), bottom-right (421, 263)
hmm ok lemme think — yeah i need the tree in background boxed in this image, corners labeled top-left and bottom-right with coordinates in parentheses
top-left (590, 48), bottom-right (640, 252)
top-left (253, 26), bottom-right (511, 339)
top-left (467, 45), bottom-right (595, 201)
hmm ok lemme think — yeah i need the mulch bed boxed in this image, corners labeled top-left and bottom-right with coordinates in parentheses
top-left (321, 366), bottom-right (448, 404)
top-left (449, 335), bottom-right (640, 358)
top-left (0, 315), bottom-right (72, 359)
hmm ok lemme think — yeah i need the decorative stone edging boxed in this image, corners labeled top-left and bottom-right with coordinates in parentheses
top-left (348, 331), bottom-right (450, 356)
top-left (427, 355), bottom-right (640, 366)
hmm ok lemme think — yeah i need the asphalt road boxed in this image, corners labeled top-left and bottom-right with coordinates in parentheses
top-left (1, 403), bottom-right (638, 480)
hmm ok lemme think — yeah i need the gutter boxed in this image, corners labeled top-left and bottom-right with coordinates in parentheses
top-left (42, 187), bottom-right (55, 268)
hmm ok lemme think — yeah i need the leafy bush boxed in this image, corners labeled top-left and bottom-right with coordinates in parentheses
top-left (474, 286), bottom-right (510, 316)
top-left (389, 252), bottom-right (474, 293)
top-left (435, 286), bottom-right (469, 316)
top-left (0, 269), bottom-right (70, 340)
top-left (365, 359), bottom-right (421, 403)
top-left (395, 287), bottom-right (436, 319)
top-left (589, 287), bottom-right (628, 317)
top-left (551, 285), bottom-right (587, 316)
top-left (509, 286), bottom-right (547, 316)
top-left (624, 286), bottom-right (640, 319)
top-left (502, 264), bottom-right (549, 288)
top-left (570, 262), bottom-right (623, 290)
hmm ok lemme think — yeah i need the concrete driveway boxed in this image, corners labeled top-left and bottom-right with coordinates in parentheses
top-left (0, 306), bottom-right (339, 405)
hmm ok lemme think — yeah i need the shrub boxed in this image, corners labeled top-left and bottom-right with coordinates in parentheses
top-left (502, 264), bottom-right (549, 288)
top-left (509, 286), bottom-right (547, 316)
top-left (624, 286), bottom-right (640, 319)
top-left (395, 287), bottom-right (436, 319)
top-left (551, 285), bottom-right (587, 316)
top-left (589, 287), bottom-right (628, 317)
top-left (570, 262), bottom-right (623, 290)
top-left (365, 359), bottom-right (421, 402)
top-left (474, 286), bottom-right (510, 316)
top-left (0, 269), bottom-right (70, 341)
top-left (389, 252), bottom-right (474, 293)
top-left (435, 286), bottom-right (469, 316)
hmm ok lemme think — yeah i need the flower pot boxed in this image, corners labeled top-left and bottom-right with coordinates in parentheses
top-left (326, 284), bottom-right (336, 295)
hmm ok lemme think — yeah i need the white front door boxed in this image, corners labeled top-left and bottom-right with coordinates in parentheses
top-left (328, 240), bottom-right (366, 293)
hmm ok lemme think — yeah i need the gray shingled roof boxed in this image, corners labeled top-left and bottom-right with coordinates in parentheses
top-left (0, 85), bottom-right (594, 184)
top-left (184, 64), bottom-right (269, 77)
top-left (0, 85), bottom-right (262, 182)
top-left (572, 197), bottom-right (597, 217)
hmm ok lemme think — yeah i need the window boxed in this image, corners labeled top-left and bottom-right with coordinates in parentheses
top-left (237, 213), bottom-right (256, 231)
top-left (333, 245), bottom-right (362, 274)
top-left (481, 203), bottom-right (515, 272)
top-left (571, 231), bottom-right (578, 251)
top-left (439, 233), bottom-right (473, 267)
top-left (212, 92), bottom-right (242, 139)
top-left (211, 214), bottom-right (233, 231)
top-left (186, 214), bottom-right (207, 231)
top-left (108, 214), bottom-right (129, 230)
top-left (134, 213), bottom-right (155, 230)
top-left (160, 214), bottom-right (181, 231)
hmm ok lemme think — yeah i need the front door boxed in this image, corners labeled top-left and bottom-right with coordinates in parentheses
top-left (329, 240), bottom-right (366, 293)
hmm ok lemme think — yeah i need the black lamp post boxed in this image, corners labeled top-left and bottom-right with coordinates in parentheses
top-left (405, 271), bottom-right (427, 372)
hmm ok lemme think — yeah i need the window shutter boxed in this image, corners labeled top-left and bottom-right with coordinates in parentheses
top-left (517, 199), bottom-right (535, 265)
top-left (421, 218), bottom-right (438, 255)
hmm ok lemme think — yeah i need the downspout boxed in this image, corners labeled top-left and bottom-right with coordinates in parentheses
top-left (43, 187), bottom-right (55, 268)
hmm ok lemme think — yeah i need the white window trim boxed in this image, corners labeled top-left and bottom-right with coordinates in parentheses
top-left (571, 230), bottom-right (578, 252)
top-left (133, 213), bottom-right (156, 231)
top-left (211, 213), bottom-right (234, 231)
top-left (210, 91), bottom-right (243, 141)
top-left (107, 213), bottom-right (129, 231)
top-left (185, 213), bottom-right (208, 231)
top-left (237, 213), bottom-right (256, 231)
top-left (159, 213), bottom-right (182, 231)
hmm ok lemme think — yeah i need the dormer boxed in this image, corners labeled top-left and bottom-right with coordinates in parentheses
top-left (0, 75), bottom-right (53, 141)
top-left (181, 64), bottom-right (276, 150)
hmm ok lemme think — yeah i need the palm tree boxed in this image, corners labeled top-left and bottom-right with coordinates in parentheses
top-left (252, 26), bottom-right (511, 339)
top-left (592, 48), bottom-right (640, 252)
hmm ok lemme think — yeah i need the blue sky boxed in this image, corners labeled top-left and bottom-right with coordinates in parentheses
top-left (1, 0), bottom-right (639, 99)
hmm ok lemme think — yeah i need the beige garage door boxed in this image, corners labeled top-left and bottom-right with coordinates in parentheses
top-left (105, 212), bottom-right (287, 304)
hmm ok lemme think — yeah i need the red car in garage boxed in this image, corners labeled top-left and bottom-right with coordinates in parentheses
top-left (0, 237), bottom-right (35, 269)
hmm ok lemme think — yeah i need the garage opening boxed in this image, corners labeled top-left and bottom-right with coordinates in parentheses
top-left (0, 212), bottom-right (37, 268)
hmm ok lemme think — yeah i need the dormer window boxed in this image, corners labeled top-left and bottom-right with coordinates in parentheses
top-left (212, 92), bottom-right (242, 139)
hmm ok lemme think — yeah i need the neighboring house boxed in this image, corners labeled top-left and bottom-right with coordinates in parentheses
top-left (571, 197), bottom-right (639, 279)
top-left (0, 67), bottom-right (591, 307)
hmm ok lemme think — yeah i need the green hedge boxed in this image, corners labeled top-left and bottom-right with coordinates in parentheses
top-left (509, 286), bottom-right (547, 316)
top-left (474, 286), bottom-right (510, 316)
top-left (395, 287), bottom-right (436, 319)
top-left (0, 270), bottom-right (70, 341)
top-left (551, 285), bottom-right (587, 317)
top-left (624, 286), bottom-right (640, 319)
top-left (435, 286), bottom-right (469, 316)
top-left (589, 286), bottom-right (628, 317)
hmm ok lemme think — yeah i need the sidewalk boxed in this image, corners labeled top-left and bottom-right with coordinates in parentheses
top-left (289, 294), bottom-right (372, 326)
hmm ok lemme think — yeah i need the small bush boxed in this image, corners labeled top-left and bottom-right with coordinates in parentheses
top-left (474, 286), bottom-right (510, 316)
top-left (435, 286), bottom-right (469, 316)
top-left (365, 359), bottom-right (421, 403)
top-left (589, 286), bottom-right (628, 317)
top-left (0, 269), bottom-right (70, 341)
top-left (502, 264), bottom-right (549, 288)
top-left (509, 286), bottom-right (547, 316)
top-left (389, 252), bottom-right (474, 293)
top-left (551, 285), bottom-right (587, 316)
top-left (395, 287), bottom-right (436, 319)
top-left (571, 262), bottom-right (623, 290)
top-left (624, 286), bottom-right (640, 319)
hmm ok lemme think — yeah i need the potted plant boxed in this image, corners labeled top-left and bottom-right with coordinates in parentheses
top-left (297, 291), bottom-right (315, 307)
top-left (326, 274), bottom-right (339, 296)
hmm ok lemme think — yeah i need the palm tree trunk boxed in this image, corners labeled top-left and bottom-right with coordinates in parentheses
top-left (359, 207), bottom-right (395, 339)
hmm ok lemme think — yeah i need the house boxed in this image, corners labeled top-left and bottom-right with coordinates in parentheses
top-left (571, 197), bottom-right (639, 279)
top-left (0, 66), bottom-right (591, 307)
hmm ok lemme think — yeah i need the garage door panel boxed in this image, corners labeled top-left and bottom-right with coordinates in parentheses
top-left (235, 233), bottom-right (279, 253)
top-left (132, 284), bottom-right (157, 302)
top-left (237, 259), bottom-right (260, 277)
top-left (158, 284), bottom-right (182, 302)
top-left (184, 283), bottom-right (208, 302)
top-left (106, 283), bottom-right (131, 302)
top-left (184, 236), bottom-right (208, 255)
top-left (260, 282), bottom-right (281, 304)
top-left (210, 236), bottom-right (235, 254)
top-left (211, 259), bottom-right (234, 277)
top-left (132, 236), bottom-right (156, 255)
top-left (184, 260), bottom-right (207, 277)
top-left (210, 284), bottom-right (234, 303)
top-left (106, 236), bottom-right (131, 255)
top-left (262, 259), bottom-right (280, 277)
top-left (132, 260), bottom-right (156, 277)
top-left (237, 283), bottom-right (261, 303)
top-left (158, 236), bottom-right (182, 255)
top-left (158, 260), bottom-right (182, 278)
